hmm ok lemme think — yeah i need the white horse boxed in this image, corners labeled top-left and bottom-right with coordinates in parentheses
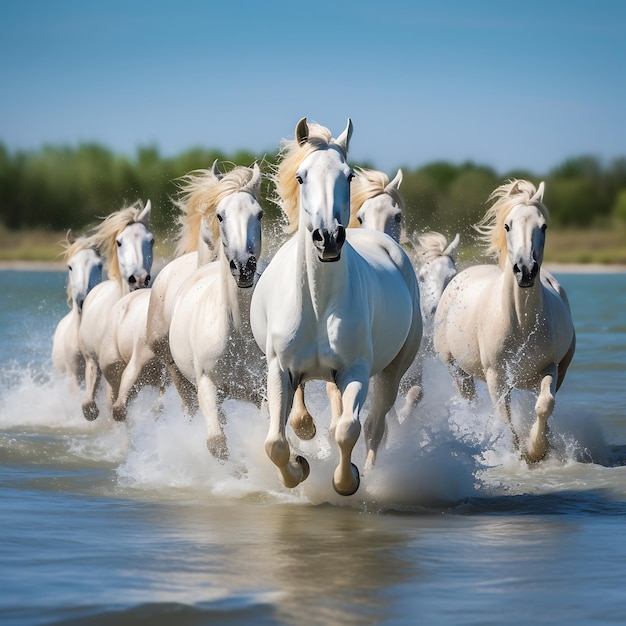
top-left (433, 180), bottom-right (576, 462)
top-left (168, 164), bottom-right (265, 459)
top-left (289, 166), bottom-right (406, 437)
top-left (78, 200), bottom-right (154, 420)
top-left (52, 230), bottom-right (103, 389)
top-left (397, 230), bottom-right (460, 415)
top-left (250, 118), bottom-right (422, 495)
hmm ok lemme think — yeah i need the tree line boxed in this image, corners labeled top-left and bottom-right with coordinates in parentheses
top-left (1, 142), bottom-right (625, 241)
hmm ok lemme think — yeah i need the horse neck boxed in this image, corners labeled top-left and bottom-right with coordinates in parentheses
top-left (501, 259), bottom-right (545, 329)
top-left (298, 227), bottom-right (348, 316)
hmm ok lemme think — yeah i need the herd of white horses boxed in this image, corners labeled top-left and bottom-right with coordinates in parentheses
top-left (51, 118), bottom-right (576, 495)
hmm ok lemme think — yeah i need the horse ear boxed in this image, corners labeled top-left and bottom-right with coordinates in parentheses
top-left (334, 118), bottom-right (353, 156)
top-left (296, 117), bottom-right (309, 146)
top-left (212, 159), bottom-right (223, 180)
top-left (444, 232), bottom-right (461, 262)
top-left (246, 162), bottom-right (262, 194)
top-left (386, 168), bottom-right (403, 192)
top-left (533, 181), bottom-right (545, 203)
top-left (66, 229), bottom-right (75, 245)
top-left (138, 199), bottom-right (152, 226)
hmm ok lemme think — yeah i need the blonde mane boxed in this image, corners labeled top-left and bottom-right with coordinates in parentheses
top-left (273, 122), bottom-right (334, 233)
top-left (90, 200), bottom-right (148, 283)
top-left (174, 165), bottom-right (261, 256)
top-left (413, 231), bottom-right (452, 264)
top-left (348, 168), bottom-right (405, 227)
top-left (475, 179), bottom-right (550, 266)
top-left (59, 233), bottom-right (100, 307)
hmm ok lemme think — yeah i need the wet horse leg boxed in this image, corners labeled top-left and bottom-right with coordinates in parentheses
top-left (289, 383), bottom-right (316, 440)
top-left (526, 365), bottom-right (557, 463)
top-left (82, 355), bottom-right (101, 421)
top-left (485, 368), bottom-right (519, 451)
top-left (333, 364), bottom-right (369, 496)
top-left (196, 373), bottom-right (228, 461)
top-left (265, 359), bottom-right (310, 488)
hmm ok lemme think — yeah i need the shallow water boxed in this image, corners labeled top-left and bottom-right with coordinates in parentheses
top-left (1, 270), bottom-right (625, 625)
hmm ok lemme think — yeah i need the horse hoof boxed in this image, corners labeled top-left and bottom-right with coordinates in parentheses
top-left (82, 402), bottom-right (99, 422)
top-left (207, 434), bottom-right (229, 463)
top-left (112, 406), bottom-right (127, 422)
top-left (292, 418), bottom-right (316, 441)
top-left (295, 455), bottom-right (310, 482)
top-left (333, 463), bottom-right (360, 496)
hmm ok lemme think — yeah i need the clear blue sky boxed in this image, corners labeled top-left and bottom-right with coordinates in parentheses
top-left (1, 0), bottom-right (624, 175)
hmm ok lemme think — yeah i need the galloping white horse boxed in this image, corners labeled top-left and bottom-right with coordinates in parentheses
top-left (145, 160), bottom-right (233, 411)
top-left (168, 164), bottom-right (265, 459)
top-left (434, 180), bottom-right (576, 462)
top-left (289, 166), bottom-right (406, 438)
top-left (398, 230), bottom-right (460, 416)
top-left (250, 118), bottom-right (422, 495)
top-left (78, 200), bottom-right (154, 420)
top-left (52, 230), bottom-right (103, 389)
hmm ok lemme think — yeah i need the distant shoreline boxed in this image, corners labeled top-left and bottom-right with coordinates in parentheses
top-left (0, 260), bottom-right (625, 274)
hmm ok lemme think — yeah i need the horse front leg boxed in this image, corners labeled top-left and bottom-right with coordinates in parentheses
top-left (485, 368), bottom-right (519, 451)
top-left (333, 364), bottom-right (369, 496)
top-left (265, 359), bottom-right (309, 488)
top-left (289, 382), bottom-right (316, 440)
top-left (525, 365), bottom-right (557, 463)
top-left (82, 355), bottom-right (101, 421)
top-left (196, 373), bottom-right (228, 461)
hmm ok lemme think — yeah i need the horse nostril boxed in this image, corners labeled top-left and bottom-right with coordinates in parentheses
top-left (145, 274), bottom-right (151, 286)
top-left (230, 260), bottom-right (237, 272)
top-left (312, 229), bottom-right (324, 243)
top-left (128, 276), bottom-right (137, 284)
top-left (530, 263), bottom-right (538, 279)
top-left (513, 264), bottom-right (520, 275)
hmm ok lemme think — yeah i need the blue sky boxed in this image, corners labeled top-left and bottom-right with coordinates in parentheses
top-left (1, 0), bottom-right (625, 175)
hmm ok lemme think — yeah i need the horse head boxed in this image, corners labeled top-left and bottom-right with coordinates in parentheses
top-left (115, 200), bottom-right (154, 290)
top-left (352, 168), bottom-right (403, 243)
top-left (504, 182), bottom-right (547, 288)
top-left (216, 163), bottom-right (263, 288)
top-left (294, 117), bottom-right (354, 262)
top-left (64, 230), bottom-right (103, 313)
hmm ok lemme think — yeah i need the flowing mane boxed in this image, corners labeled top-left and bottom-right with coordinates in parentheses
top-left (474, 179), bottom-right (549, 266)
top-left (273, 122), bottom-right (334, 233)
top-left (412, 231), bottom-right (453, 263)
top-left (174, 165), bottom-right (261, 256)
top-left (90, 200), bottom-right (148, 282)
top-left (348, 168), bottom-right (405, 227)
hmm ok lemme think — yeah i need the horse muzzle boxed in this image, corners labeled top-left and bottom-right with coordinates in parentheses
top-left (128, 273), bottom-right (151, 290)
top-left (513, 262), bottom-right (538, 288)
top-left (312, 225), bottom-right (346, 262)
top-left (230, 256), bottom-right (257, 288)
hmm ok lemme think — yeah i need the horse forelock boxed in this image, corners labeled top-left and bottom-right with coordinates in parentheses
top-left (91, 200), bottom-right (148, 282)
top-left (174, 166), bottom-right (260, 256)
top-left (348, 168), bottom-right (405, 227)
top-left (414, 231), bottom-right (451, 263)
top-left (274, 123), bottom-right (334, 233)
top-left (475, 179), bottom-right (550, 266)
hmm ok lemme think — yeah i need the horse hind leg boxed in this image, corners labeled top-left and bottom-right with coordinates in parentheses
top-left (289, 383), bottom-right (316, 440)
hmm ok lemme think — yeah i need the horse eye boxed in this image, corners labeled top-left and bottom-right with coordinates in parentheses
top-left (150, 238), bottom-right (155, 246)
top-left (257, 210), bottom-right (264, 220)
top-left (348, 172), bottom-right (355, 182)
top-left (394, 214), bottom-right (402, 223)
top-left (541, 224), bottom-right (547, 232)
top-left (357, 216), bottom-right (363, 224)
top-left (295, 175), bottom-right (304, 185)
top-left (116, 240), bottom-right (122, 247)
top-left (68, 265), bottom-right (73, 271)
top-left (504, 224), bottom-right (510, 232)
top-left (216, 214), bottom-right (224, 223)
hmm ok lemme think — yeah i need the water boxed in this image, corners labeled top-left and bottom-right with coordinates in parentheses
top-left (1, 269), bottom-right (625, 625)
